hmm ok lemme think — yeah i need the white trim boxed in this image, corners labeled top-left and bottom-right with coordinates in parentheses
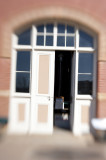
top-left (65, 24), bottom-right (67, 47)
top-left (14, 45), bottom-right (32, 50)
top-left (15, 71), bottom-right (30, 73)
top-left (13, 93), bottom-right (31, 97)
top-left (35, 46), bottom-right (76, 51)
top-left (77, 47), bottom-right (95, 52)
top-left (31, 25), bottom-right (36, 47)
top-left (70, 51), bottom-right (76, 131)
top-left (53, 23), bottom-right (57, 47)
top-left (75, 25), bottom-right (79, 50)
top-left (37, 33), bottom-right (54, 36)
top-left (11, 49), bottom-right (17, 95)
top-left (73, 50), bottom-right (79, 135)
top-left (76, 95), bottom-right (93, 100)
top-left (44, 25), bottom-right (46, 46)
top-left (13, 45), bottom-right (95, 52)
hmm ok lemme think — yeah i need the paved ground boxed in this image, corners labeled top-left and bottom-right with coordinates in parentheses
top-left (0, 127), bottom-right (106, 160)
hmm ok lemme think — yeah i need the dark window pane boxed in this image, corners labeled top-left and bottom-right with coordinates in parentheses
top-left (79, 30), bottom-right (94, 47)
top-left (18, 28), bottom-right (31, 45)
top-left (78, 53), bottom-right (93, 73)
top-left (46, 36), bottom-right (53, 46)
top-left (58, 24), bottom-right (65, 33)
top-left (36, 35), bottom-right (44, 46)
top-left (78, 75), bottom-right (92, 95)
top-left (67, 25), bottom-right (75, 33)
top-left (37, 25), bottom-right (44, 32)
top-left (16, 51), bottom-right (30, 71)
top-left (46, 24), bottom-right (53, 33)
top-left (66, 36), bottom-right (74, 47)
top-left (57, 36), bottom-right (65, 46)
top-left (16, 73), bottom-right (30, 93)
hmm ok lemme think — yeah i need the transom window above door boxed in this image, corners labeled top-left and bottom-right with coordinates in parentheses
top-left (15, 23), bottom-right (94, 48)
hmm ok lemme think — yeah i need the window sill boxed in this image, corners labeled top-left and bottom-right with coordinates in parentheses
top-left (76, 95), bottom-right (93, 100)
top-left (11, 93), bottom-right (31, 98)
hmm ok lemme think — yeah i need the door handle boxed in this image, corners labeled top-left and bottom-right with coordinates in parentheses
top-left (48, 97), bottom-right (50, 101)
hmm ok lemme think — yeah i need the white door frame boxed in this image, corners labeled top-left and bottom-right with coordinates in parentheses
top-left (70, 51), bottom-right (76, 132)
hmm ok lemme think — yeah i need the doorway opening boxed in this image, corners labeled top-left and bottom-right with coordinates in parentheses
top-left (54, 51), bottom-right (74, 130)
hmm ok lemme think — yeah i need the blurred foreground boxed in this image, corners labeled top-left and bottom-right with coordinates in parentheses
top-left (0, 127), bottom-right (106, 160)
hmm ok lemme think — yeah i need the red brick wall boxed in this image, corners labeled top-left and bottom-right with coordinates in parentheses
top-left (0, 97), bottom-right (9, 117)
top-left (0, 58), bottom-right (10, 90)
top-left (97, 61), bottom-right (106, 117)
top-left (98, 62), bottom-right (106, 93)
top-left (0, 58), bottom-right (10, 118)
top-left (0, 0), bottom-right (106, 23)
top-left (97, 100), bottom-right (106, 118)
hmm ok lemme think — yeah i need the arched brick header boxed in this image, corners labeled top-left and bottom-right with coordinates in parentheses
top-left (1, 6), bottom-right (106, 61)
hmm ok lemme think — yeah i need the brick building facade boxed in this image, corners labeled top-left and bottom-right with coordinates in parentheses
top-left (0, 0), bottom-right (106, 135)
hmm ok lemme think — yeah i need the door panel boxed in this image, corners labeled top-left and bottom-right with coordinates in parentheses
top-left (38, 55), bottom-right (49, 94)
top-left (75, 100), bottom-right (91, 134)
top-left (8, 98), bottom-right (30, 134)
top-left (30, 51), bottom-right (55, 134)
top-left (30, 98), bottom-right (53, 134)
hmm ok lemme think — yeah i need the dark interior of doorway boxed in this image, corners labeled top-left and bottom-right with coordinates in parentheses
top-left (54, 51), bottom-right (73, 130)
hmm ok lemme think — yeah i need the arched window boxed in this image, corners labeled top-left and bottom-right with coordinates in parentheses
top-left (16, 23), bottom-right (94, 47)
top-left (12, 22), bottom-right (96, 96)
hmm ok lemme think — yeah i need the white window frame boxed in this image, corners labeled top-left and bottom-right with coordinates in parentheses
top-left (11, 22), bottom-right (97, 100)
